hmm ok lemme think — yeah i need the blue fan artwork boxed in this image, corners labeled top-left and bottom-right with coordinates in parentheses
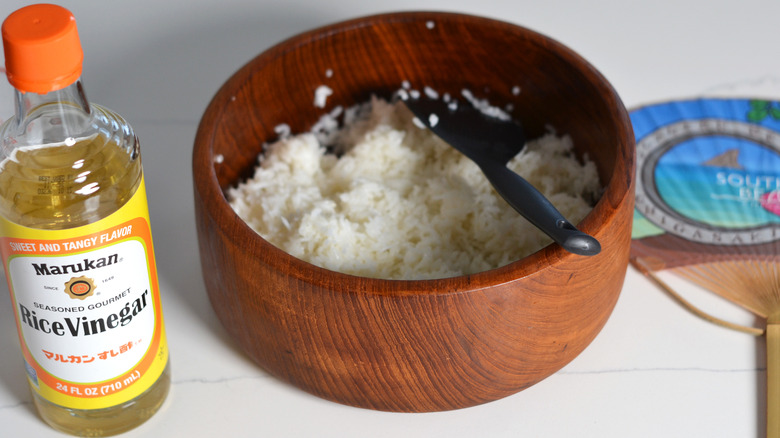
top-left (630, 98), bottom-right (780, 437)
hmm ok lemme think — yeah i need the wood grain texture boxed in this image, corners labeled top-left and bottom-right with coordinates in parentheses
top-left (192, 11), bottom-right (636, 412)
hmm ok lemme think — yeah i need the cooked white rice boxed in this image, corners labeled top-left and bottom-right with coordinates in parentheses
top-left (228, 97), bottom-right (600, 280)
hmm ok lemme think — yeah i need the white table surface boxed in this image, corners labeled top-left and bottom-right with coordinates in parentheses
top-left (1, 0), bottom-right (779, 436)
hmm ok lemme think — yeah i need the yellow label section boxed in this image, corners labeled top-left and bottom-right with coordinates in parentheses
top-left (0, 177), bottom-right (168, 409)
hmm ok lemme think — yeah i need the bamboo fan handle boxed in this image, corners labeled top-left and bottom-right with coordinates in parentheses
top-left (768, 322), bottom-right (780, 438)
top-left (630, 259), bottom-right (764, 336)
top-left (631, 258), bottom-right (778, 437)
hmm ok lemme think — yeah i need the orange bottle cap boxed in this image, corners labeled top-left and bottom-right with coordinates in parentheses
top-left (2, 4), bottom-right (83, 94)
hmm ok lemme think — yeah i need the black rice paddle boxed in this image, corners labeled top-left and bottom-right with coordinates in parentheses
top-left (403, 97), bottom-right (600, 256)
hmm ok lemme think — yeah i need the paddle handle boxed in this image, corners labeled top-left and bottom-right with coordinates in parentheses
top-left (769, 322), bottom-right (780, 438)
top-left (480, 161), bottom-right (601, 256)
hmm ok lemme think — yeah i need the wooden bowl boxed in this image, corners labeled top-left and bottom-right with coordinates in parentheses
top-left (193, 11), bottom-right (635, 412)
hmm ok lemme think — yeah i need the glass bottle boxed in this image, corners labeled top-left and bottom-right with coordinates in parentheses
top-left (0, 4), bottom-right (170, 436)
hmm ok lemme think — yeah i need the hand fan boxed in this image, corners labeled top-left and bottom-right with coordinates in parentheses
top-left (630, 98), bottom-right (780, 437)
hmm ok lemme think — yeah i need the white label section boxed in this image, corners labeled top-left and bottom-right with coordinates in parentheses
top-left (9, 239), bottom-right (155, 383)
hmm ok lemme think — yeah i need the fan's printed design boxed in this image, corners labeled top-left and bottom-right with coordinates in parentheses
top-left (632, 99), bottom-right (780, 246)
top-left (630, 99), bottom-right (780, 437)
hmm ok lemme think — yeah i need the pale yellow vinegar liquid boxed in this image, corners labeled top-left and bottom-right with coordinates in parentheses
top-left (31, 368), bottom-right (170, 437)
top-left (0, 131), bottom-right (140, 229)
top-left (0, 116), bottom-right (170, 436)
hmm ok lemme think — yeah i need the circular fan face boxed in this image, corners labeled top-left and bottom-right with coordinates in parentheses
top-left (631, 99), bottom-right (780, 270)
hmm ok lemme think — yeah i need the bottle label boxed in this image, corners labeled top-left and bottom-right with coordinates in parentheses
top-left (0, 178), bottom-right (168, 410)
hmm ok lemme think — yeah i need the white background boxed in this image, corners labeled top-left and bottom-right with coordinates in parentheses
top-left (1, 0), bottom-right (779, 437)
